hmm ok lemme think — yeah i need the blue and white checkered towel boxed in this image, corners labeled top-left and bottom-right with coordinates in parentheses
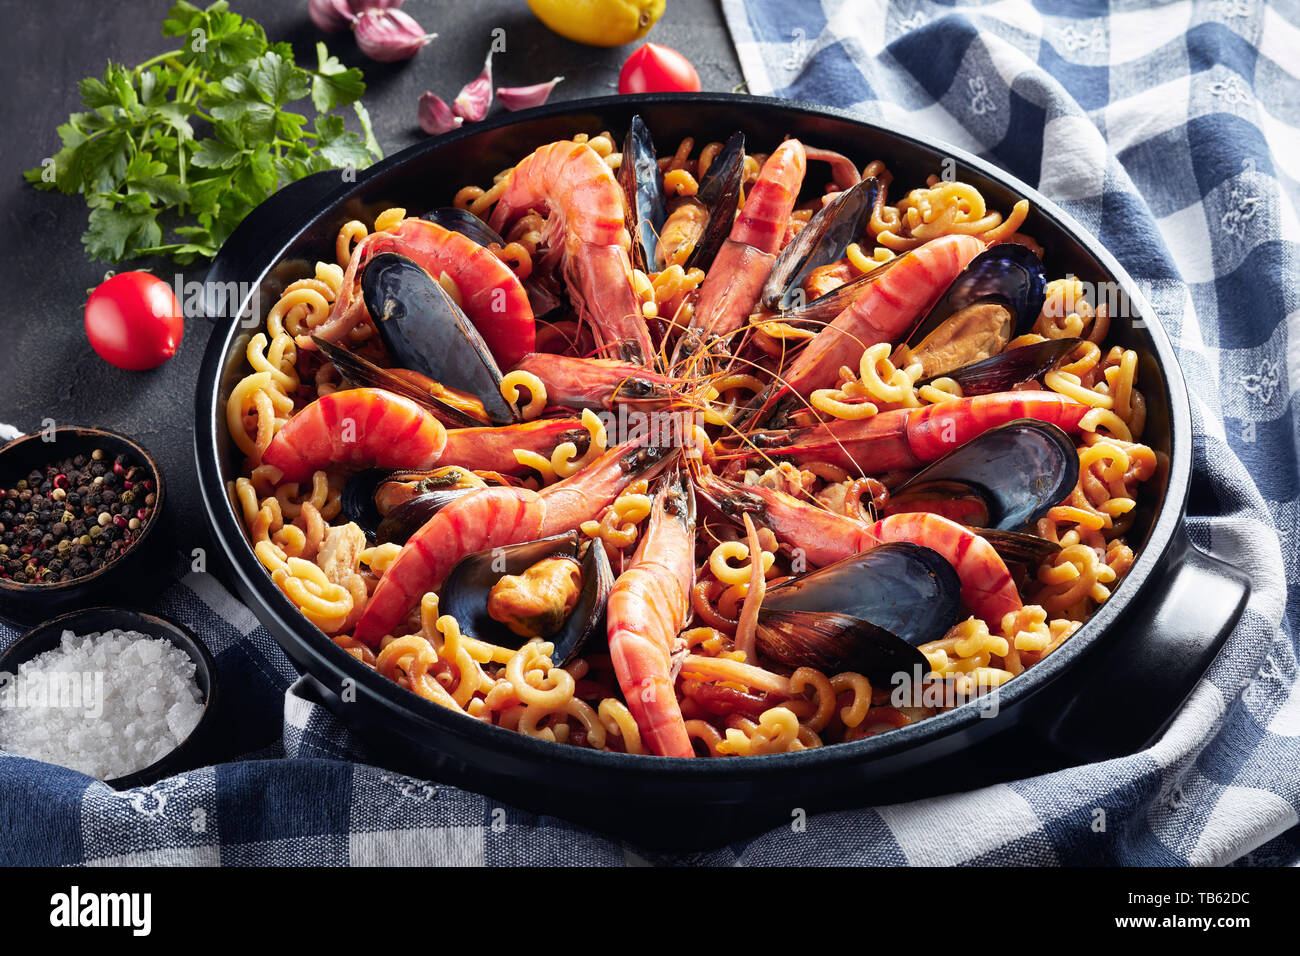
top-left (3, 0), bottom-right (1299, 866)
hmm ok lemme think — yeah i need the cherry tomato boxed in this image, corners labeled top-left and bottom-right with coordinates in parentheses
top-left (84, 272), bottom-right (183, 370)
top-left (618, 43), bottom-right (701, 95)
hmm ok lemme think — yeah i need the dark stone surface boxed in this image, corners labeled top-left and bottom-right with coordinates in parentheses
top-left (0, 0), bottom-right (741, 586)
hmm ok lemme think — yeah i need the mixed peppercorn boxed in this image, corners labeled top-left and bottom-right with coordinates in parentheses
top-left (0, 449), bottom-right (156, 584)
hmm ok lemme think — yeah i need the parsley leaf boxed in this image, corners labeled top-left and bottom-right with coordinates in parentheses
top-left (312, 42), bottom-right (366, 113)
top-left (27, 1), bottom-right (382, 264)
top-left (84, 205), bottom-right (163, 262)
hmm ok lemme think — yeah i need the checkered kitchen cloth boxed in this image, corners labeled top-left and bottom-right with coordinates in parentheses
top-left (3, 0), bottom-right (1299, 866)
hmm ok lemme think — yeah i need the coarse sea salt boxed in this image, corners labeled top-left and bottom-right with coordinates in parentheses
top-left (0, 628), bottom-right (205, 780)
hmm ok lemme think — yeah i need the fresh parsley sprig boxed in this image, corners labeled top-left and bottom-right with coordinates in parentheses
top-left (25, 1), bottom-right (382, 264)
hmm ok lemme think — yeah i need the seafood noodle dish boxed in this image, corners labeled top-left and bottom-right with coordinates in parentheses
top-left (225, 118), bottom-right (1156, 758)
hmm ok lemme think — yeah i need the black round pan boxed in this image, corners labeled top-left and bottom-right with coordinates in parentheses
top-left (194, 93), bottom-right (1249, 850)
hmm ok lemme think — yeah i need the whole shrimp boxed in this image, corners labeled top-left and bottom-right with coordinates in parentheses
top-left (489, 140), bottom-right (656, 365)
top-left (672, 139), bottom-right (807, 367)
top-left (353, 438), bottom-right (675, 646)
top-left (606, 464), bottom-right (696, 758)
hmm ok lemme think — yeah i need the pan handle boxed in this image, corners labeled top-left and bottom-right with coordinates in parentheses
top-left (1029, 525), bottom-right (1249, 763)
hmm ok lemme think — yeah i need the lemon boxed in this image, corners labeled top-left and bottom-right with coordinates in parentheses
top-left (527, 0), bottom-right (666, 47)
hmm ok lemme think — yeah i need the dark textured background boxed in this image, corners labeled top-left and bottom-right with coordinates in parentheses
top-left (0, 0), bottom-right (741, 580)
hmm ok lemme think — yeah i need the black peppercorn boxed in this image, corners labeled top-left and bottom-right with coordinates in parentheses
top-left (0, 447), bottom-right (156, 585)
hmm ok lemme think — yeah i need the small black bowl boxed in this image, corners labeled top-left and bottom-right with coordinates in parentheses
top-left (0, 607), bottom-right (217, 789)
top-left (0, 427), bottom-right (166, 625)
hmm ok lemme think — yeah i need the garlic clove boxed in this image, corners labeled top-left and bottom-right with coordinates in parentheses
top-left (452, 51), bottom-right (494, 122)
top-left (496, 76), bottom-right (565, 111)
top-left (418, 92), bottom-right (464, 135)
top-left (309, 0), bottom-right (356, 32)
top-left (353, 8), bottom-right (436, 62)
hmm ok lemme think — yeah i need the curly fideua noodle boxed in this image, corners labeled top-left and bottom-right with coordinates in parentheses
top-left (226, 136), bottom-right (1157, 757)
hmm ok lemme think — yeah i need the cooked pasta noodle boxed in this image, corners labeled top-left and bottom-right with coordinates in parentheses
top-left (500, 369), bottom-right (547, 419)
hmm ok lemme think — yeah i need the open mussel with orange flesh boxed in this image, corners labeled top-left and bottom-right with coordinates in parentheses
top-left (898, 243), bottom-right (1046, 380)
top-left (360, 252), bottom-right (519, 425)
top-left (618, 115), bottom-right (669, 273)
top-left (916, 337), bottom-right (1082, 397)
top-left (375, 488), bottom-right (476, 546)
top-left (439, 533), bottom-right (615, 666)
top-left (657, 130), bottom-right (743, 272)
top-left (755, 542), bottom-right (960, 680)
top-left (369, 466), bottom-right (488, 514)
top-left (342, 466), bottom-right (487, 542)
top-left (420, 207), bottom-right (505, 248)
top-left (884, 420), bottom-right (1078, 563)
top-left (760, 176), bottom-right (879, 311)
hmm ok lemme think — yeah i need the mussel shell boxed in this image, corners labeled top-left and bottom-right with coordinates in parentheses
top-left (361, 252), bottom-right (518, 425)
top-left (439, 533), bottom-right (614, 666)
top-left (375, 488), bottom-right (475, 545)
top-left (312, 335), bottom-right (487, 428)
top-left (373, 466), bottom-right (483, 514)
top-left (684, 131), bottom-right (744, 273)
top-left (756, 611), bottom-right (928, 683)
top-left (978, 528), bottom-right (1061, 564)
top-left (888, 420), bottom-right (1079, 531)
top-left (917, 337), bottom-right (1082, 396)
top-left (618, 115), bottom-right (669, 273)
top-left (776, 252), bottom-right (909, 327)
top-left (902, 244), bottom-right (1047, 366)
top-left (756, 542), bottom-right (960, 679)
top-left (341, 468), bottom-right (390, 537)
top-left (420, 207), bottom-right (505, 248)
top-left (343, 467), bottom-right (476, 542)
top-left (760, 176), bottom-right (879, 311)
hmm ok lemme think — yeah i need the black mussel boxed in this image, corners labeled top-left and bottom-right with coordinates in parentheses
top-left (755, 542), bottom-right (960, 679)
top-left (342, 466), bottom-right (482, 541)
top-left (375, 489), bottom-right (475, 545)
top-left (760, 176), bottom-right (879, 311)
top-left (901, 244), bottom-right (1047, 379)
top-left (312, 336), bottom-right (490, 428)
top-left (618, 115), bottom-right (669, 273)
top-left (373, 465), bottom-right (487, 515)
top-left (420, 207), bottom-right (505, 248)
top-left (684, 131), bottom-right (745, 272)
top-left (439, 533), bottom-right (614, 666)
top-left (776, 252), bottom-right (909, 328)
top-left (916, 337), bottom-right (1081, 396)
top-left (756, 612), bottom-right (928, 683)
top-left (361, 252), bottom-right (518, 425)
top-left (341, 468), bottom-right (390, 536)
top-left (977, 528), bottom-right (1061, 564)
top-left (886, 420), bottom-right (1078, 532)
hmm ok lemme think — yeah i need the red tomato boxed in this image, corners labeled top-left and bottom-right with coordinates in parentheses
top-left (618, 43), bottom-right (701, 94)
top-left (84, 272), bottom-right (183, 370)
